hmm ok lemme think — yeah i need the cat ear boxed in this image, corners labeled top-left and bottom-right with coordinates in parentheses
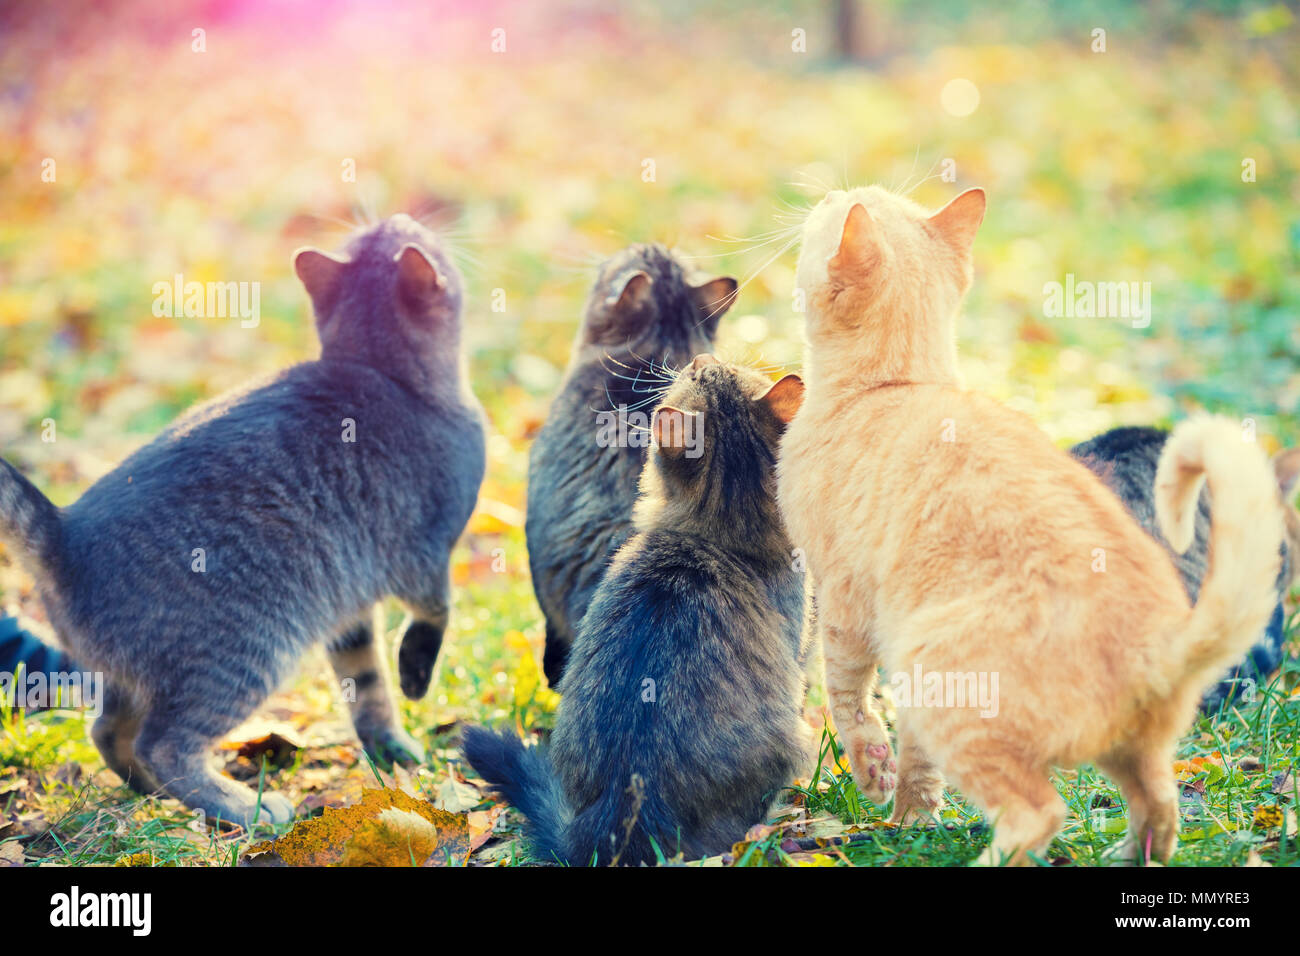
top-left (394, 243), bottom-right (447, 313)
top-left (757, 374), bottom-right (805, 425)
top-left (928, 187), bottom-right (986, 255)
top-left (652, 405), bottom-right (693, 459)
top-left (1275, 448), bottom-right (1300, 501)
top-left (293, 248), bottom-right (348, 314)
top-left (688, 275), bottom-right (738, 330)
top-left (606, 270), bottom-right (654, 315)
top-left (829, 203), bottom-right (879, 273)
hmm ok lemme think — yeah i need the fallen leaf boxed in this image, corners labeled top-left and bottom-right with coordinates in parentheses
top-left (114, 850), bottom-right (177, 867)
top-left (370, 763), bottom-right (421, 799)
top-left (342, 808), bottom-right (448, 867)
top-left (4, 811), bottom-right (48, 837)
top-left (785, 852), bottom-right (840, 867)
top-left (243, 787), bottom-right (470, 867)
top-left (0, 841), bottom-right (24, 866)
top-left (224, 732), bottom-right (300, 767)
top-left (466, 806), bottom-right (503, 852)
top-left (435, 777), bottom-right (483, 814)
top-left (0, 768), bottom-right (30, 797)
top-left (1252, 806), bottom-right (1284, 829)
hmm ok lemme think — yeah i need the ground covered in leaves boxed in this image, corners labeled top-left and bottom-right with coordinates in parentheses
top-left (1, 3), bottom-right (1298, 866)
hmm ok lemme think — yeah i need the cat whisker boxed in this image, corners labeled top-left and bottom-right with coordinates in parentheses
top-left (902, 163), bottom-right (946, 198)
top-left (306, 213), bottom-right (366, 235)
top-left (622, 393), bottom-right (669, 412)
top-left (696, 233), bottom-right (801, 329)
top-left (693, 225), bottom-right (802, 264)
top-left (791, 168), bottom-right (835, 196)
top-left (600, 353), bottom-right (679, 391)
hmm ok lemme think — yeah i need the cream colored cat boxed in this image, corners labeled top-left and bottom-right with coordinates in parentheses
top-left (777, 185), bottom-right (1285, 865)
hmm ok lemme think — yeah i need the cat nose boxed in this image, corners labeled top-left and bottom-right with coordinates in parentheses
top-left (690, 354), bottom-right (719, 371)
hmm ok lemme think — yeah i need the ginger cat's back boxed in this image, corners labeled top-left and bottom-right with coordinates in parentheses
top-left (787, 382), bottom-right (1191, 756)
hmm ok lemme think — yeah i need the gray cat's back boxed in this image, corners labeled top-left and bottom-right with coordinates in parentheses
top-left (524, 244), bottom-right (735, 684)
top-left (54, 359), bottom-right (482, 676)
top-left (0, 214), bottom-right (486, 826)
top-left (525, 369), bottom-right (643, 629)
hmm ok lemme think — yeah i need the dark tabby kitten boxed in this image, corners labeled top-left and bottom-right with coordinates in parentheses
top-left (1071, 426), bottom-right (1296, 710)
top-left (527, 244), bottom-right (736, 686)
top-left (466, 356), bottom-right (812, 865)
top-left (0, 214), bottom-right (484, 826)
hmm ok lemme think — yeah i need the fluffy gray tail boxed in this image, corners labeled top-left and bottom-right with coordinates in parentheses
top-left (0, 456), bottom-right (61, 581)
top-left (461, 725), bottom-right (573, 864)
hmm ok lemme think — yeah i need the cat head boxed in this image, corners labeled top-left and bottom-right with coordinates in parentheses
top-left (581, 244), bottom-right (736, 358)
top-left (293, 214), bottom-right (463, 393)
top-left (635, 354), bottom-right (803, 531)
top-left (795, 185), bottom-right (986, 385)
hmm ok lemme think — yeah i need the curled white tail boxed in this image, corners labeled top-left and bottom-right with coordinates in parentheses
top-left (1154, 416), bottom-right (1283, 683)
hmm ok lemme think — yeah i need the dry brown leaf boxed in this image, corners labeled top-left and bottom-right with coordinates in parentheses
top-left (4, 811), bottom-right (48, 837)
top-left (0, 768), bottom-right (31, 797)
top-left (467, 806), bottom-right (504, 852)
top-left (296, 777), bottom-right (367, 815)
top-left (223, 732), bottom-right (300, 766)
top-left (435, 777), bottom-right (483, 814)
top-left (0, 841), bottom-right (24, 866)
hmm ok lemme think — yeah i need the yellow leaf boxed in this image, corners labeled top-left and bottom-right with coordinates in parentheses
top-left (341, 808), bottom-right (448, 867)
top-left (1253, 806), bottom-right (1285, 829)
top-left (243, 787), bottom-right (469, 867)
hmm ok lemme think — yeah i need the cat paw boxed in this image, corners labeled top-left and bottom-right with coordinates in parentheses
top-left (889, 772), bottom-right (946, 825)
top-left (359, 728), bottom-right (427, 768)
top-left (253, 791), bottom-right (297, 825)
top-left (1108, 836), bottom-right (1161, 867)
top-left (850, 738), bottom-right (897, 804)
top-left (889, 796), bottom-right (941, 826)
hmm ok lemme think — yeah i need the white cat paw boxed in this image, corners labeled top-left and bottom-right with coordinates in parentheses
top-left (253, 792), bottom-right (296, 825)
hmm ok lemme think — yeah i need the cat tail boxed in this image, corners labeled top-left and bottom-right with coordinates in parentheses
top-left (461, 725), bottom-right (574, 864)
top-left (1154, 415), bottom-right (1284, 684)
top-left (0, 457), bottom-right (61, 583)
top-left (0, 616), bottom-right (79, 712)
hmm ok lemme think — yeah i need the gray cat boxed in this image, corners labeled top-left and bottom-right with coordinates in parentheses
top-left (0, 214), bottom-right (484, 826)
top-left (466, 357), bottom-right (812, 865)
top-left (526, 244), bottom-right (735, 685)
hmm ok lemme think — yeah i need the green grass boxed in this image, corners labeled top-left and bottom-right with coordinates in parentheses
top-left (1, 4), bottom-right (1297, 867)
top-left (1, 575), bottom-right (1296, 868)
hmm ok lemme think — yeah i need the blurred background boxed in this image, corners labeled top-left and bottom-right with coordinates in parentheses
top-left (0, 0), bottom-right (1296, 720)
